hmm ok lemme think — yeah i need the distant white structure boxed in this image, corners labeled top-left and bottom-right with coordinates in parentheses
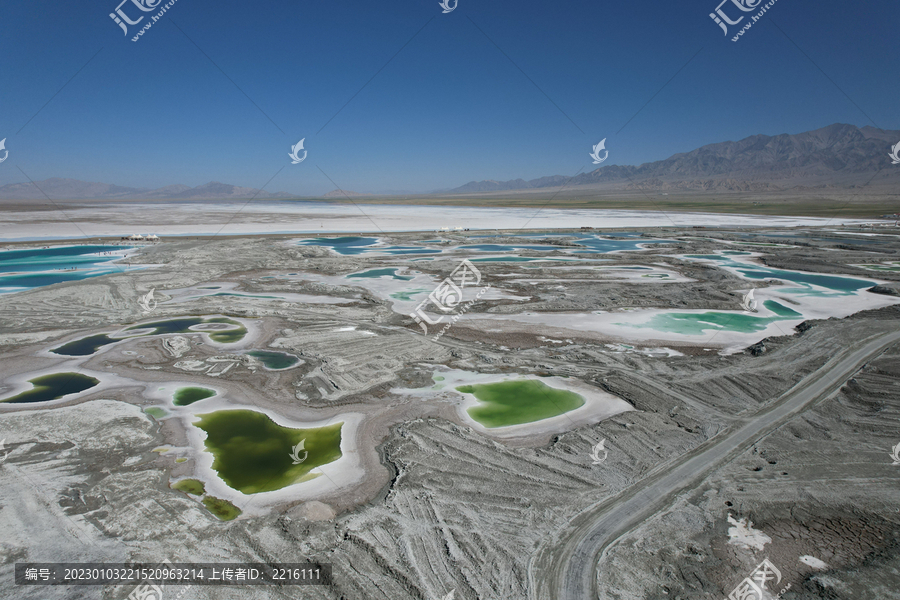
top-left (121, 233), bottom-right (161, 242)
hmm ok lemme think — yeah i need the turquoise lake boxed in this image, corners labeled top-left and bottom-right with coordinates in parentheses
top-left (297, 237), bottom-right (439, 256)
top-left (685, 254), bottom-right (874, 295)
top-left (297, 236), bottom-right (379, 254)
top-left (624, 300), bottom-right (803, 336)
top-left (0, 245), bottom-right (134, 293)
top-left (463, 234), bottom-right (673, 254)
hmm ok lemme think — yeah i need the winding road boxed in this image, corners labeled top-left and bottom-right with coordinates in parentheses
top-left (530, 328), bottom-right (900, 600)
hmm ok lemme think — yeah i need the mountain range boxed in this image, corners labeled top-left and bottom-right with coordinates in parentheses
top-left (0, 179), bottom-right (293, 200)
top-left (0, 124), bottom-right (896, 200)
top-left (447, 124), bottom-right (900, 194)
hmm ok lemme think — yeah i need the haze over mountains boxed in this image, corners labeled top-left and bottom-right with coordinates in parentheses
top-left (448, 124), bottom-right (900, 194)
top-left (0, 124), bottom-right (896, 200)
top-left (0, 179), bottom-right (293, 201)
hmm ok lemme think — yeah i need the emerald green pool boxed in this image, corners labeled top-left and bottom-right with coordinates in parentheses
top-left (246, 350), bottom-right (299, 370)
top-left (2, 372), bottom-right (100, 404)
top-left (456, 380), bottom-right (585, 428)
top-left (194, 410), bottom-right (343, 494)
top-left (173, 387), bottom-right (217, 406)
top-left (624, 300), bottom-right (802, 336)
top-left (172, 478), bottom-right (206, 496)
top-left (204, 318), bottom-right (247, 343)
top-left (202, 495), bottom-right (242, 521)
top-left (171, 479), bottom-right (241, 520)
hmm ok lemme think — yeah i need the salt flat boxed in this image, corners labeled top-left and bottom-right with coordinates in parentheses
top-left (0, 202), bottom-right (876, 241)
top-left (0, 223), bottom-right (898, 600)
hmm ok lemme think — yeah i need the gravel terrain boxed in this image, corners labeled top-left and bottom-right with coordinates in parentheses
top-left (0, 227), bottom-right (898, 600)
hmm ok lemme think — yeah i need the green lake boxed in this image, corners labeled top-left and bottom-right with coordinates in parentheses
top-left (2, 372), bottom-right (100, 404)
top-left (204, 318), bottom-right (248, 343)
top-left (194, 410), bottom-right (343, 494)
top-left (172, 478), bottom-right (206, 496)
top-left (246, 350), bottom-right (300, 370)
top-left (171, 479), bottom-right (241, 520)
top-left (202, 496), bottom-right (242, 521)
top-left (457, 380), bottom-right (585, 428)
top-left (173, 387), bottom-right (217, 406)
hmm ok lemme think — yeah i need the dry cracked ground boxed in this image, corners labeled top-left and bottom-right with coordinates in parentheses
top-left (0, 229), bottom-right (898, 600)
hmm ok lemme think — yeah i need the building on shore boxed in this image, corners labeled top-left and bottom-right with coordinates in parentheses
top-left (120, 234), bottom-right (161, 242)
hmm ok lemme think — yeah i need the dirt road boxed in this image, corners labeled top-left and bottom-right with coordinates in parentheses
top-left (531, 328), bottom-right (900, 600)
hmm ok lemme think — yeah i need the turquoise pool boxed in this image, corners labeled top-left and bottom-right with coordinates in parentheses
top-left (685, 254), bottom-right (874, 296)
top-left (623, 300), bottom-right (802, 336)
top-left (0, 245), bottom-right (135, 293)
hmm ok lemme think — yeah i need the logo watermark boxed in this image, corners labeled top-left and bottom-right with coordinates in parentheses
top-left (589, 139), bottom-right (608, 165)
top-left (889, 141), bottom-right (900, 165)
top-left (289, 440), bottom-right (308, 465)
top-left (708, 0), bottom-right (779, 42)
top-left (889, 442), bottom-right (900, 466)
top-left (109, 0), bottom-right (181, 42)
top-left (726, 558), bottom-right (790, 600)
top-left (138, 289), bottom-right (158, 313)
top-left (740, 289), bottom-right (758, 313)
top-left (127, 583), bottom-right (191, 600)
top-left (439, 0), bottom-right (457, 14)
top-left (410, 259), bottom-right (491, 341)
top-left (126, 560), bottom-right (191, 600)
top-left (289, 139), bottom-right (307, 164)
top-left (590, 439), bottom-right (608, 465)
top-left (0, 138), bottom-right (7, 163)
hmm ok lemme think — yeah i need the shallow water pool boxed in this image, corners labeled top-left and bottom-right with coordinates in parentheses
top-left (456, 380), bottom-right (585, 428)
top-left (1, 372), bottom-right (100, 404)
top-left (194, 410), bottom-right (343, 494)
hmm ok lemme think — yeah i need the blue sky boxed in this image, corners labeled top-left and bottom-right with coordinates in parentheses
top-left (0, 0), bottom-right (897, 195)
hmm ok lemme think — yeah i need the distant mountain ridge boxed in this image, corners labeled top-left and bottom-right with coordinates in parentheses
top-left (323, 189), bottom-right (369, 198)
top-left (448, 124), bottom-right (900, 194)
top-left (0, 178), bottom-right (293, 200)
top-left (1, 124), bottom-right (896, 199)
